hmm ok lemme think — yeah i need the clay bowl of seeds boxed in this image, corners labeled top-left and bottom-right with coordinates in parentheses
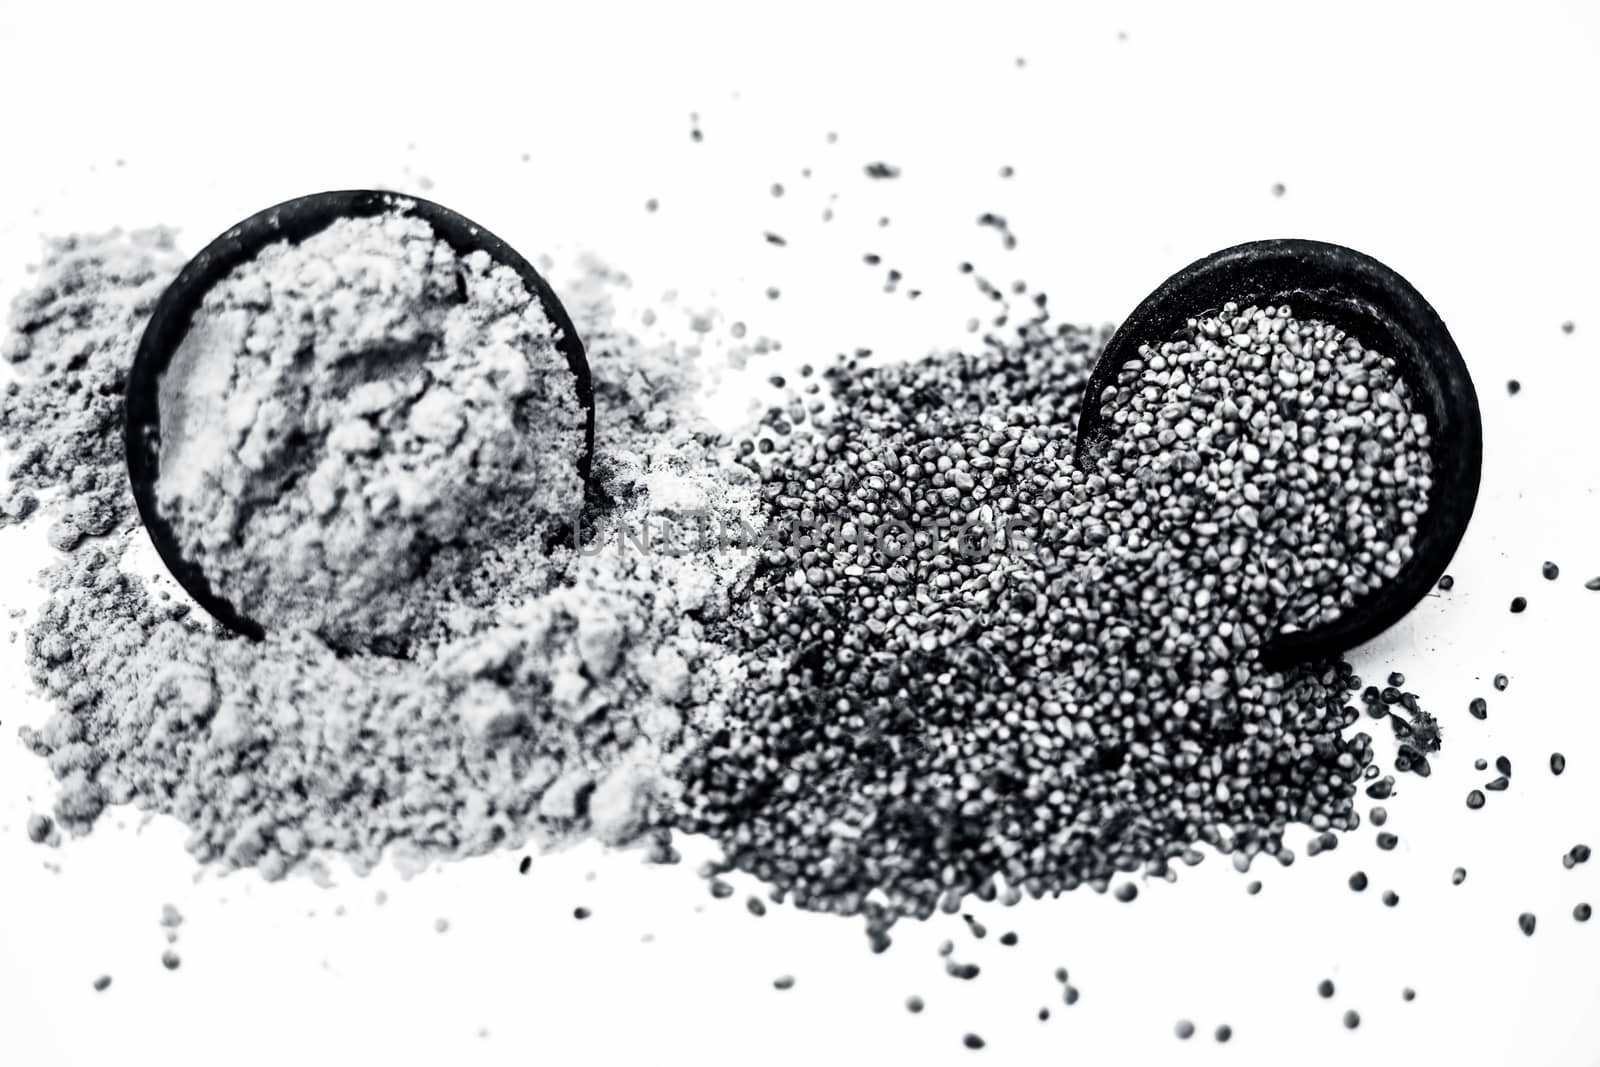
top-left (124, 189), bottom-right (595, 643)
top-left (1075, 238), bottom-right (1482, 666)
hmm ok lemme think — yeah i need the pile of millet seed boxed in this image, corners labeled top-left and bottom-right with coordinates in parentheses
top-left (676, 299), bottom-right (1433, 932)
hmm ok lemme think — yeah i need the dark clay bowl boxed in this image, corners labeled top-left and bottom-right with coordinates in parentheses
top-left (124, 189), bottom-right (595, 641)
top-left (1074, 239), bottom-right (1482, 667)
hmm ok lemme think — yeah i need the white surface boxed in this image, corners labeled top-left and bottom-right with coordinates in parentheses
top-left (3, 2), bottom-right (1600, 1065)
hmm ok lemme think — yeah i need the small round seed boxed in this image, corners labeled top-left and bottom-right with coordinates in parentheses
top-left (1494, 673), bottom-right (1509, 691)
top-left (1343, 1010), bottom-right (1360, 1029)
top-left (1377, 832), bottom-right (1399, 850)
top-left (1510, 597), bottom-right (1527, 613)
top-left (1543, 561), bottom-right (1560, 580)
top-left (1469, 698), bottom-right (1488, 720)
top-left (773, 975), bottom-right (796, 990)
top-left (1452, 867), bottom-right (1467, 885)
top-left (1215, 1024), bottom-right (1233, 1043)
top-left (1349, 871), bottom-right (1368, 891)
top-left (907, 995), bottom-right (925, 1013)
top-left (1519, 912), bottom-right (1537, 936)
top-left (1466, 790), bottom-right (1485, 810)
top-left (1383, 890), bottom-right (1399, 907)
top-left (1370, 806), bottom-right (1388, 826)
top-left (1402, 987), bottom-right (1416, 1002)
top-left (1552, 753), bottom-right (1567, 775)
top-left (1175, 1020), bottom-right (1195, 1040)
top-left (1318, 979), bottom-right (1335, 998)
top-left (1576, 904), bottom-right (1593, 922)
top-left (962, 1033), bottom-right (985, 1050)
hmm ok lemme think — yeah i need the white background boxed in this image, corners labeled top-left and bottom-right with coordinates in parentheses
top-left (3, 2), bottom-right (1600, 1065)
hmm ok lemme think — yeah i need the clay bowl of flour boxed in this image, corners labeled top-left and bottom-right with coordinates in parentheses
top-left (125, 190), bottom-right (595, 653)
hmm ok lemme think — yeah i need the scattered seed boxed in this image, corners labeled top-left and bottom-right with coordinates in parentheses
top-left (1318, 979), bottom-right (1335, 998)
top-left (1552, 753), bottom-right (1567, 775)
top-left (92, 975), bottom-right (111, 992)
top-left (1038, 1007), bottom-right (1050, 1021)
top-left (1486, 777), bottom-right (1509, 792)
top-left (1175, 1020), bottom-right (1195, 1040)
top-left (518, 855), bottom-right (532, 874)
top-left (1114, 883), bottom-right (1138, 903)
top-left (747, 896), bottom-right (768, 917)
top-left (1370, 806), bottom-right (1388, 826)
top-left (1587, 578), bottom-right (1600, 591)
top-left (1272, 182), bottom-right (1287, 197)
top-left (1438, 574), bottom-right (1455, 591)
top-left (773, 975), bottom-right (795, 990)
top-left (1349, 871), bottom-right (1368, 891)
top-left (963, 1033), bottom-right (986, 1050)
top-left (161, 950), bottom-right (180, 971)
top-left (1507, 379), bottom-right (1522, 395)
top-left (1377, 833), bottom-right (1398, 850)
top-left (1543, 561), bottom-right (1560, 580)
top-left (1215, 1024), bottom-right (1233, 1043)
top-left (1519, 913), bottom-right (1537, 936)
top-left (1469, 698), bottom-right (1488, 720)
top-left (1510, 597), bottom-right (1527, 613)
top-left (1493, 674), bottom-right (1509, 691)
top-left (1467, 790), bottom-right (1485, 810)
top-left (1383, 890), bottom-right (1399, 907)
top-left (1496, 755), bottom-right (1512, 776)
top-left (574, 907), bottom-right (591, 920)
top-left (1344, 1010), bottom-right (1361, 1030)
top-left (1576, 904), bottom-right (1592, 922)
top-left (1402, 987), bottom-right (1415, 1002)
top-left (906, 995), bottom-right (925, 1014)
top-left (1247, 880), bottom-right (1262, 895)
top-left (999, 931), bottom-right (1019, 946)
top-left (1453, 867), bottom-right (1467, 885)
top-left (1475, 758), bottom-right (1489, 770)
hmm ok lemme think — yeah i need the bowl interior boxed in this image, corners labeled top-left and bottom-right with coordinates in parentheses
top-left (124, 189), bottom-right (595, 641)
top-left (1073, 239), bottom-right (1482, 666)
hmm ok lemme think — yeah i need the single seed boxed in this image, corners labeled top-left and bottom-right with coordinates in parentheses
top-left (1387, 671), bottom-right (1406, 688)
top-left (1349, 871), bottom-right (1368, 891)
top-left (1469, 698), bottom-right (1488, 720)
top-left (963, 1033), bottom-right (985, 1050)
top-left (1587, 578), bottom-right (1600, 591)
top-left (161, 950), bottom-right (180, 971)
top-left (574, 907), bottom-right (591, 920)
top-left (1496, 755), bottom-right (1512, 776)
top-left (1114, 883), bottom-right (1138, 903)
top-left (1370, 806), bottom-right (1388, 826)
top-left (1493, 674), bottom-right (1509, 691)
top-left (1438, 575), bottom-right (1455, 591)
top-left (773, 975), bottom-right (795, 990)
top-left (1175, 1020), bottom-right (1195, 1040)
top-left (1576, 904), bottom-right (1592, 922)
top-left (1377, 832), bottom-right (1398, 850)
top-left (518, 855), bottom-right (532, 875)
top-left (1383, 890), bottom-right (1399, 907)
top-left (92, 975), bottom-right (111, 992)
top-left (1519, 912), bottom-right (1537, 936)
top-left (1543, 561), bottom-right (1560, 580)
top-left (906, 995), bottom-right (925, 1014)
top-left (1247, 880), bottom-right (1262, 895)
top-left (1038, 1007), bottom-right (1050, 1021)
top-left (1344, 1010), bottom-right (1361, 1030)
top-left (1510, 596), bottom-right (1527, 613)
top-left (1402, 988), bottom-right (1416, 1002)
top-left (1466, 790), bottom-right (1485, 810)
top-left (1552, 753), bottom-right (1567, 775)
top-left (999, 931), bottom-right (1019, 946)
top-left (1475, 759), bottom-right (1489, 770)
top-left (1453, 867), bottom-right (1467, 885)
top-left (1486, 776), bottom-right (1509, 792)
top-left (1215, 1024), bottom-right (1233, 1043)
top-left (1318, 979), bottom-right (1335, 998)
